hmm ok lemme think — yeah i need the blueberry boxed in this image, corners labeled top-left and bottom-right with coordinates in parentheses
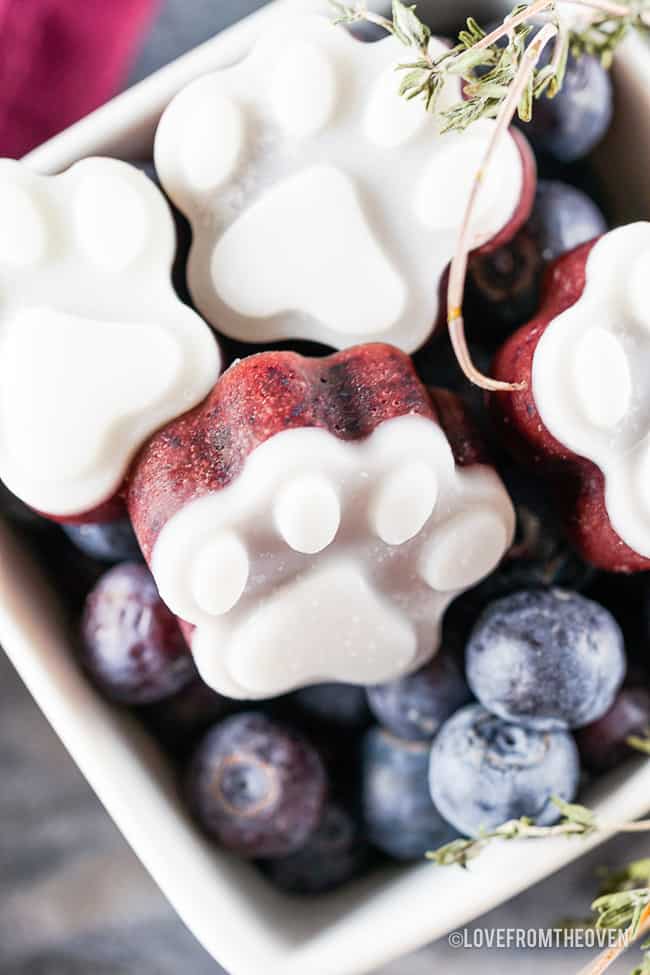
top-left (466, 228), bottom-right (543, 339)
top-left (281, 720), bottom-right (364, 796)
top-left (529, 180), bottom-right (607, 263)
top-left (260, 799), bottom-right (369, 895)
top-left (429, 704), bottom-right (580, 836)
top-left (292, 682), bottom-right (371, 732)
top-left (576, 687), bottom-right (650, 773)
top-left (466, 588), bottom-right (626, 730)
top-left (366, 651), bottom-right (471, 742)
top-left (517, 53), bottom-right (613, 163)
top-left (361, 727), bottom-right (456, 860)
top-left (80, 562), bottom-right (195, 705)
top-left (187, 712), bottom-right (327, 858)
top-left (63, 518), bottom-right (143, 563)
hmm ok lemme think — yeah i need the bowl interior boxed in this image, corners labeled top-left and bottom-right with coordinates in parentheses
top-left (4, 3), bottom-right (650, 975)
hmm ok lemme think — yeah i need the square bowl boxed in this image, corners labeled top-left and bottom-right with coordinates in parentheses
top-left (4, 3), bottom-right (650, 973)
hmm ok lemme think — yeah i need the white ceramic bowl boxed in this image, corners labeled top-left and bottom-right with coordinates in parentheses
top-left (3, 3), bottom-right (650, 974)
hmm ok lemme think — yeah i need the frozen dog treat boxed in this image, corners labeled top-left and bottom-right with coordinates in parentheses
top-left (491, 223), bottom-right (650, 572)
top-left (0, 158), bottom-right (221, 521)
top-left (154, 13), bottom-right (534, 353)
top-left (128, 344), bottom-right (514, 699)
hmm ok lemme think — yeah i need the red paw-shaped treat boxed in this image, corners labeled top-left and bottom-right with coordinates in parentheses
top-left (491, 223), bottom-right (650, 572)
top-left (127, 343), bottom-right (514, 699)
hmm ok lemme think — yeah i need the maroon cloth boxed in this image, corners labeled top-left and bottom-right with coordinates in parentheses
top-left (0, 0), bottom-right (159, 158)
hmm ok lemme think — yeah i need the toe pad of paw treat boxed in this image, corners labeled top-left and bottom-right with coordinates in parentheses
top-left (0, 158), bottom-right (221, 521)
top-left (491, 222), bottom-right (650, 572)
top-left (127, 344), bottom-right (515, 699)
top-left (154, 12), bottom-right (533, 353)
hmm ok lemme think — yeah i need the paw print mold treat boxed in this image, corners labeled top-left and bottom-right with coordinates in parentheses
top-left (154, 13), bottom-right (534, 353)
top-left (0, 158), bottom-right (221, 521)
top-left (127, 344), bottom-right (515, 699)
top-left (491, 223), bottom-right (650, 572)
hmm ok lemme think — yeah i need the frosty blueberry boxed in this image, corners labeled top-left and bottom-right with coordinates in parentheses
top-left (466, 588), bottom-right (625, 730)
top-left (429, 704), bottom-right (580, 837)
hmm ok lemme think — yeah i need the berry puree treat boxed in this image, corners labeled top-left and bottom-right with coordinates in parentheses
top-left (0, 158), bottom-right (220, 522)
top-left (491, 223), bottom-right (650, 572)
top-left (127, 343), bottom-right (515, 699)
top-left (154, 12), bottom-right (535, 353)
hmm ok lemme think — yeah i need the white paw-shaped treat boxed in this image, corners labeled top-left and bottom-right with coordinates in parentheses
top-left (154, 13), bottom-right (526, 352)
top-left (533, 222), bottom-right (650, 558)
top-left (149, 415), bottom-right (513, 699)
top-left (0, 158), bottom-right (220, 518)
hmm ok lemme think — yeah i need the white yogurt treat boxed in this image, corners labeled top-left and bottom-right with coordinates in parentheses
top-left (150, 415), bottom-right (515, 698)
top-left (154, 13), bottom-right (524, 353)
top-left (0, 158), bottom-right (221, 517)
top-left (532, 222), bottom-right (650, 558)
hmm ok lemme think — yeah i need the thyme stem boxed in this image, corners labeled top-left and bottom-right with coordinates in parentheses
top-left (447, 20), bottom-right (558, 391)
top-left (575, 906), bottom-right (650, 975)
top-left (358, 10), bottom-right (396, 33)
top-left (472, 0), bottom-right (555, 52)
top-left (607, 820), bottom-right (650, 833)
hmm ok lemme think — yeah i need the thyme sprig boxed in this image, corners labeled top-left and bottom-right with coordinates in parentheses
top-left (570, 1), bottom-right (650, 66)
top-left (427, 796), bottom-right (650, 975)
top-left (330, 0), bottom-right (650, 392)
top-left (428, 797), bottom-right (650, 868)
top-left (332, 1), bottom-right (649, 132)
top-left (599, 859), bottom-right (650, 896)
top-left (427, 797), bottom-right (598, 867)
top-left (576, 895), bottom-right (650, 975)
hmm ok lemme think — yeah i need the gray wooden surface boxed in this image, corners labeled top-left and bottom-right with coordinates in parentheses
top-left (1, 3), bottom-right (646, 973)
